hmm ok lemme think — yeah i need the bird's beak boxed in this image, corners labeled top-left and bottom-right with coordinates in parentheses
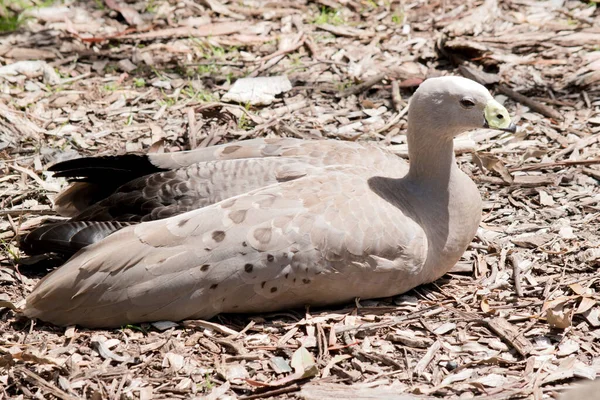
top-left (484, 99), bottom-right (517, 133)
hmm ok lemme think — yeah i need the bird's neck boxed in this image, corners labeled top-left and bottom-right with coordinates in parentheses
top-left (400, 121), bottom-right (480, 282)
top-left (405, 122), bottom-right (458, 185)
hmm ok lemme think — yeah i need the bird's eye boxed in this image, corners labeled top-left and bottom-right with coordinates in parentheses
top-left (460, 97), bottom-right (475, 108)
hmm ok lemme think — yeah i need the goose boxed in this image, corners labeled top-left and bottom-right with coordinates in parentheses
top-left (23, 76), bottom-right (516, 328)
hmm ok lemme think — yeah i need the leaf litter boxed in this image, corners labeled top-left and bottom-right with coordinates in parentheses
top-left (0, 0), bottom-right (600, 399)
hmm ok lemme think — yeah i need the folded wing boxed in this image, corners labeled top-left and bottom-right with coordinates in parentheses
top-left (24, 166), bottom-right (426, 328)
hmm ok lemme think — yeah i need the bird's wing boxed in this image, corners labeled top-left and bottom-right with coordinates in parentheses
top-left (20, 158), bottom-right (319, 257)
top-left (51, 138), bottom-right (401, 217)
top-left (24, 166), bottom-right (426, 328)
top-left (147, 137), bottom-right (401, 172)
top-left (72, 157), bottom-right (316, 222)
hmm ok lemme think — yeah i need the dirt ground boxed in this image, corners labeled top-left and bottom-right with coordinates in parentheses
top-left (1, 0), bottom-right (600, 399)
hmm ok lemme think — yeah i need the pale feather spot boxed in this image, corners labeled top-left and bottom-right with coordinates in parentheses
top-left (221, 145), bottom-right (241, 155)
top-left (253, 227), bottom-right (271, 244)
top-left (281, 148), bottom-right (300, 156)
top-left (256, 195), bottom-right (276, 209)
top-left (263, 144), bottom-right (282, 155)
top-left (220, 198), bottom-right (236, 209)
top-left (228, 209), bottom-right (247, 224)
top-left (212, 230), bottom-right (226, 242)
top-left (272, 215), bottom-right (293, 229)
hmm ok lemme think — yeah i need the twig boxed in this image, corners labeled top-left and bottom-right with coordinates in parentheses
top-left (510, 253), bottom-right (524, 297)
top-left (414, 340), bottom-right (441, 375)
top-left (497, 84), bottom-right (562, 121)
top-left (303, 35), bottom-right (319, 59)
top-left (510, 158), bottom-right (600, 172)
top-left (334, 302), bottom-right (453, 335)
top-left (0, 210), bottom-right (57, 217)
top-left (391, 79), bottom-right (403, 112)
top-left (374, 104), bottom-right (409, 135)
top-left (182, 319), bottom-right (239, 335)
top-left (15, 367), bottom-right (79, 400)
top-left (459, 65), bottom-right (562, 120)
top-left (186, 60), bottom-right (246, 66)
top-left (552, 133), bottom-right (600, 160)
top-left (187, 107), bottom-right (198, 150)
top-left (338, 72), bottom-right (387, 98)
top-left (555, 9), bottom-right (595, 25)
top-left (239, 383), bottom-right (301, 400)
top-left (258, 33), bottom-right (306, 62)
top-left (483, 317), bottom-right (533, 357)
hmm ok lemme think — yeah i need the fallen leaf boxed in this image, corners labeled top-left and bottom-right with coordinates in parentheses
top-left (583, 307), bottom-right (600, 327)
top-left (434, 322), bottom-right (457, 335)
top-left (538, 190), bottom-right (555, 206)
top-left (105, 0), bottom-right (143, 25)
top-left (575, 297), bottom-right (597, 315)
top-left (546, 303), bottom-right (572, 329)
top-left (440, 368), bottom-right (473, 386)
top-left (481, 297), bottom-right (493, 314)
top-left (557, 339), bottom-right (580, 357)
top-left (290, 346), bottom-right (318, 378)
top-left (222, 76), bottom-right (292, 106)
top-left (321, 354), bottom-right (351, 378)
top-left (269, 346), bottom-right (318, 386)
top-left (569, 283), bottom-right (587, 296)
top-left (269, 356), bottom-right (292, 374)
top-left (92, 339), bottom-right (131, 363)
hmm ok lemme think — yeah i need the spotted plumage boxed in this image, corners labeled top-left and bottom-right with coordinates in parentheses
top-left (23, 77), bottom-right (516, 327)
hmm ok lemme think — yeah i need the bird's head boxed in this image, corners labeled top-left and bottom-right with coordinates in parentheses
top-left (409, 76), bottom-right (516, 138)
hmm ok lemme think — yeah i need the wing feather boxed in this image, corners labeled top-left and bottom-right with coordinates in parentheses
top-left (25, 158), bottom-right (424, 327)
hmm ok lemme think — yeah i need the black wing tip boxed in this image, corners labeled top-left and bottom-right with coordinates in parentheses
top-left (47, 154), bottom-right (165, 180)
top-left (19, 221), bottom-right (131, 257)
top-left (48, 154), bottom-right (156, 172)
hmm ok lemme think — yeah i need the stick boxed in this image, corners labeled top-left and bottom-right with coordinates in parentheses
top-left (0, 210), bottom-right (58, 217)
top-left (338, 72), bottom-right (386, 98)
top-left (510, 253), bottom-right (524, 297)
top-left (15, 367), bottom-right (79, 400)
top-left (510, 158), bottom-right (600, 172)
top-left (391, 79), bottom-right (403, 112)
top-left (497, 84), bottom-right (562, 121)
top-left (258, 34), bottom-right (306, 62)
top-left (239, 384), bottom-right (300, 400)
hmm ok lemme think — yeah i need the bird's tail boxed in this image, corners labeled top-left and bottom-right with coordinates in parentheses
top-left (19, 220), bottom-right (132, 257)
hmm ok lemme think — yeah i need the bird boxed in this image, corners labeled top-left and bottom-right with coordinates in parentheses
top-left (23, 76), bottom-right (516, 328)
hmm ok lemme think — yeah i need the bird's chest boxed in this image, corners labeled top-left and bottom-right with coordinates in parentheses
top-left (423, 178), bottom-right (482, 278)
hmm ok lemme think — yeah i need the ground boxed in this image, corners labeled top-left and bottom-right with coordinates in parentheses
top-left (1, 0), bottom-right (599, 399)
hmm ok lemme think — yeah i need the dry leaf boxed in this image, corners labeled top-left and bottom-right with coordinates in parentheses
top-left (569, 283), bottom-right (587, 296)
top-left (472, 152), bottom-right (513, 183)
top-left (481, 297), bottom-right (494, 314)
top-left (546, 303), bottom-right (572, 329)
top-left (269, 346), bottom-right (318, 386)
top-left (575, 297), bottom-right (597, 314)
top-left (222, 76), bottom-right (292, 106)
top-left (557, 339), bottom-right (580, 357)
top-left (269, 356), bottom-right (292, 374)
top-left (290, 346), bottom-right (318, 378)
top-left (104, 0), bottom-right (143, 26)
top-left (538, 190), bottom-right (555, 206)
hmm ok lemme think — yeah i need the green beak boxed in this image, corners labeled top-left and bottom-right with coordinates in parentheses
top-left (484, 99), bottom-right (516, 133)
